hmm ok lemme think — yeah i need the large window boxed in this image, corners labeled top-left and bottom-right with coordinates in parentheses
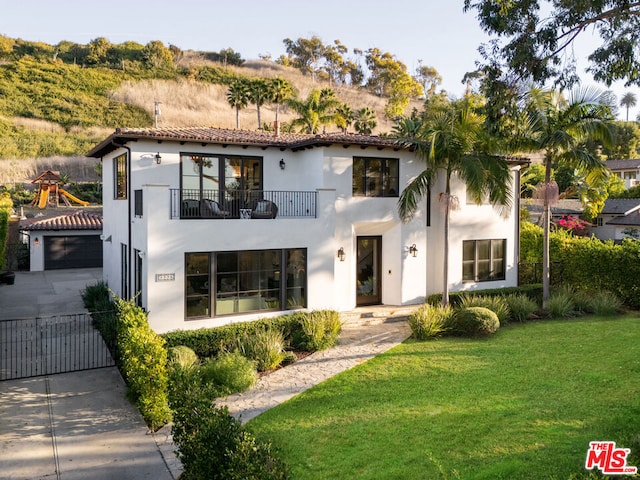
top-left (185, 249), bottom-right (306, 319)
top-left (462, 239), bottom-right (506, 282)
top-left (181, 154), bottom-right (262, 209)
top-left (114, 153), bottom-right (127, 200)
top-left (353, 157), bottom-right (399, 197)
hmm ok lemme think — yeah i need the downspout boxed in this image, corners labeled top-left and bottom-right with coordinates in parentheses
top-left (514, 167), bottom-right (521, 286)
top-left (112, 140), bottom-right (132, 300)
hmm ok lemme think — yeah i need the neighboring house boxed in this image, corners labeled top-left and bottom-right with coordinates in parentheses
top-left (523, 199), bottom-right (584, 225)
top-left (87, 127), bottom-right (525, 334)
top-left (590, 198), bottom-right (640, 241)
top-left (606, 159), bottom-right (640, 189)
top-left (19, 211), bottom-right (103, 271)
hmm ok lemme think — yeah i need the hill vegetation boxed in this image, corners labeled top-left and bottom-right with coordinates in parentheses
top-left (0, 34), bottom-right (427, 172)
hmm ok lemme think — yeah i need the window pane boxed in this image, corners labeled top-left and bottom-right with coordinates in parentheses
top-left (383, 159), bottom-right (399, 196)
top-left (286, 249), bottom-right (306, 309)
top-left (367, 159), bottom-right (382, 196)
top-left (201, 156), bottom-right (219, 193)
top-left (353, 158), bottom-right (365, 195)
top-left (462, 241), bottom-right (475, 262)
top-left (186, 253), bottom-right (210, 318)
top-left (491, 240), bottom-right (506, 280)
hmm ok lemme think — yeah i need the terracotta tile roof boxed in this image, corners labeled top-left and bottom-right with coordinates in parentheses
top-left (87, 127), bottom-right (404, 158)
top-left (20, 211), bottom-right (103, 231)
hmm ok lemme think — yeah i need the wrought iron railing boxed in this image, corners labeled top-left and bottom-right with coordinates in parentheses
top-left (170, 189), bottom-right (317, 219)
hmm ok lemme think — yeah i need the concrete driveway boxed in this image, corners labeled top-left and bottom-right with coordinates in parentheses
top-left (0, 269), bottom-right (178, 480)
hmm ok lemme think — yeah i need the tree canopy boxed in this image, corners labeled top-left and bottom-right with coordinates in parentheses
top-left (464, 0), bottom-right (640, 88)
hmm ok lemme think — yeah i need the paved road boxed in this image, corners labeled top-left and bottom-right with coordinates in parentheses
top-left (0, 269), bottom-right (177, 480)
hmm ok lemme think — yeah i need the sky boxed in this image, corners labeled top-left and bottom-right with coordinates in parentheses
top-left (2, 0), bottom-right (639, 120)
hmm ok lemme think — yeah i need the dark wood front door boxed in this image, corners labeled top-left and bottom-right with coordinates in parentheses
top-left (356, 236), bottom-right (382, 306)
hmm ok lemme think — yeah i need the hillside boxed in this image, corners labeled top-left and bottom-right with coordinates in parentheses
top-left (0, 37), bottom-right (423, 183)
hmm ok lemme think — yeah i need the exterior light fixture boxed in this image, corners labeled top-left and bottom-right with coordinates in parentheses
top-left (337, 247), bottom-right (345, 261)
top-left (155, 153), bottom-right (162, 164)
top-left (279, 159), bottom-right (286, 170)
top-left (33, 237), bottom-right (40, 246)
top-left (409, 244), bottom-right (418, 258)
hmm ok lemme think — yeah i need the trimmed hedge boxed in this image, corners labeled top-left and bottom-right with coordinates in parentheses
top-left (427, 285), bottom-right (543, 307)
top-left (162, 315), bottom-right (304, 359)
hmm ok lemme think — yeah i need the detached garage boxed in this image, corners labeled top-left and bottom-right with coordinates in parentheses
top-left (20, 211), bottom-right (103, 271)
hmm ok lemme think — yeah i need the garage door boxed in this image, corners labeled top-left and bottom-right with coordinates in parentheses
top-left (44, 235), bottom-right (103, 270)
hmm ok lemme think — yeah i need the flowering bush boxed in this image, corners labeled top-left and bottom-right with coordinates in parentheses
top-left (556, 215), bottom-right (591, 235)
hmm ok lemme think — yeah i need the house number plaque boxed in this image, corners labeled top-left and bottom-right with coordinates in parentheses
top-left (155, 273), bottom-right (175, 282)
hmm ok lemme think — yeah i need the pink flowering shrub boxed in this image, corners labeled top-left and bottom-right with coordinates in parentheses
top-left (556, 215), bottom-right (591, 235)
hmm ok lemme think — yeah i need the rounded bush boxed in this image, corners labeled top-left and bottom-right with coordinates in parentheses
top-left (200, 351), bottom-right (257, 395)
top-left (167, 345), bottom-right (199, 369)
top-left (453, 307), bottom-right (500, 337)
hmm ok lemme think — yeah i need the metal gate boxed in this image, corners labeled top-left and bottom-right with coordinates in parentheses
top-left (0, 313), bottom-right (115, 381)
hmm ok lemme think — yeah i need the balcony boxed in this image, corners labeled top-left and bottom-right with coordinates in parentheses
top-left (170, 189), bottom-right (318, 219)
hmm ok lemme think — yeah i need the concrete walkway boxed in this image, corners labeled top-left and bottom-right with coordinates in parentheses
top-left (216, 310), bottom-right (413, 423)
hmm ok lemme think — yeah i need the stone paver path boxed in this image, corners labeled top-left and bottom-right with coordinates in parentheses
top-left (217, 316), bottom-right (411, 422)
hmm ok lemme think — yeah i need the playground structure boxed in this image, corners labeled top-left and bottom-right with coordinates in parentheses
top-left (30, 170), bottom-right (89, 209)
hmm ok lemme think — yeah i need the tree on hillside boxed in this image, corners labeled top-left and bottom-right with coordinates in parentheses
top-left (87, 37), bottom-right (111, 65)
top-left (247, 79), bottom-right (270, 129)
top-left (141, 40), bottom-right (174, 70)
top-left (393, 99), bottom-right (513, 306)
top-left (336, 104), bottom-right (353, 133)
top-left (283, 36), bottom-right (325, 80)
top-left (509, 88), bottom-right (613, 307)
top-left (287, 88), bottom-right (341, 134)
top-left (620, 92), bottom-right (637, 122)
top-left (464, 0), bottom-right (640, 88)
top-left (414, 62), bottom-right (442, 98)
top-left (268, 77), bottom-right (293, 127)
top-left (227, 80), bottom-right (250, 129)
top-left (353, 107), bottom-right (377, 135)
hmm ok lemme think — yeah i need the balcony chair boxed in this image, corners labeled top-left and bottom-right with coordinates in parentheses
top-left (251, 200), bottom-right (278, 219)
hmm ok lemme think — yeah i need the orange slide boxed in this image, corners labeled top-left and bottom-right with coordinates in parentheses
top-left (37, 186), bottom-right (49, 208)
top-left (59, 188), bottom-right (89, 206)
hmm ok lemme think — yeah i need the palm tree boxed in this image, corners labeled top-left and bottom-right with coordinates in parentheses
top-left (226, 80), bottom-right (249, 128)
top-left (620, 92), bottom-right (637, 122)
top-left (268, 77), bottom-right (293, 127)
top-left (247, 79), bottom-right (270, 129)
top-left (286, 88), bottom-right (342, 134)
top-left (353, 107), bottom-right (377, 134)
top-left (336, 104), bottom-right (353, 133)
top-left (394, 99), bottom-right (513, 306)
top-left (512, 88), bottom-right (613, 307)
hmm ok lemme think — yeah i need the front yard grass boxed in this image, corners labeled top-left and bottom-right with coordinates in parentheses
top-left (248, 314), bottom-right (640, 479)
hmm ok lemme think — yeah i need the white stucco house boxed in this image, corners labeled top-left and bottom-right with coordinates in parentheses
top-left (606, 159), bottom-right (640, 189)
top-left (590, 198), bottom-right (640, 241)
top-left (87, 127), bottom-right (525, 334)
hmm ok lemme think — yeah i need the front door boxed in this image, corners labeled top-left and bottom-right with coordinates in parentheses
top-left (356, 236), bottom-right (382, 306)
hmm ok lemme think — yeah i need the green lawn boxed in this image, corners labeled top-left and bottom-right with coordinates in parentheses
top-left (248, 314), bottom-right (640, 479)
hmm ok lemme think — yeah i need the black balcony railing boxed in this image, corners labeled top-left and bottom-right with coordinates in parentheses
top-left (170, 189), bottom-right (318, 219)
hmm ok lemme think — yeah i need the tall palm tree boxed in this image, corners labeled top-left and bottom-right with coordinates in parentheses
top-left (353, 107), bottom-right (377, 134)
top-left (248, 79), bottom-right (270, 129)
top-left (620, 92), bottom-right (637, 122)
top-left (286, 88), bottom-right (342, 134)
top-left (268, 77), bottom-right (293, 127)
top-left (226, 80), bottom-right (249, 129)
top-left (394, 99), bottom-right (513, 306)
top-left (512, 88), bottom-right (613, 307)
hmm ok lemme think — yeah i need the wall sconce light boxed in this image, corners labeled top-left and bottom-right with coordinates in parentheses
top-left (100, 234), bottom-right (112, 243)
top-left (155, 153), bottom-right (162, 164)
top-left (279, 158), bottom-right (286, 170)
top-left (409, 244), bottom-right (418, 258)
top-left (33, 237), bottom-right (40, 246)
top-left (337, 247), bottom-right (345, 261)
top-left (138, 251), bottom-right (145, 259)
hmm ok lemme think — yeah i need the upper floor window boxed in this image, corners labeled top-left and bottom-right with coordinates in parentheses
top-left (114, 153), bottom-right (127, 200)
top-left (353, 157), bottom-right (399, 197)
top-left (462, 239), bottom-right (506, 282)
top-left (134, 189), bottom-right (143, 216)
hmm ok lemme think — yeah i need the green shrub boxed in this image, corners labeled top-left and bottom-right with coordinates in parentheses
top-left (169, 378), bottom-right (289, 480)
top-left (298, 310), bottom-right (342, 351)
top-left (451, 307), bottom-right (500, 337)
top-left (547, 290), bottom-right (576, 318)
top-left (167, 345), bottom-right (199, 369)
top-left (200, 352), bottom-right (257, 395)
top-left (408, 304), bottom-right (453, 340)
top-left (590, 290), bottom-right (623, 316)
top-left (82, 281), bottom-right (110, 310)
top-left (427, 285), bottom-right (543, 308)
top-left (162, 315), bottom-right (303, 359)
top-left (234, 327), bottom-right (287, 372)
top-left (505, 293), bottom-right (538, 322)
top-left (114, 297), bottom-right (171, 430)
top-left (459, 294), bottom-right (509, 325)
